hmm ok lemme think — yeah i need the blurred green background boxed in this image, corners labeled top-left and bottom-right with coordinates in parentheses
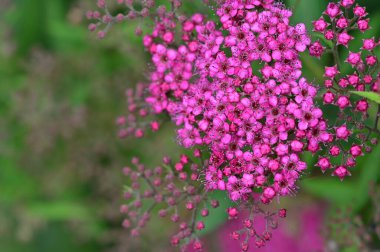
top-left (0, 0), bottom-right (379, 251)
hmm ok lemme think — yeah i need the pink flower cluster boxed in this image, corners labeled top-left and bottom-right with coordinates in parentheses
top-left (309, 0), bottom-right (380, 179)
top-left (89, 0), bottom-right (380, 251)
top-left (143, 1), bottom-right (329, 204)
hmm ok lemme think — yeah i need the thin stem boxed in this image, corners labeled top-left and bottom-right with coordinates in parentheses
top-left (331, 19), bottom-right (341, 69)
top-left (332, 44), bottom-right (341, 69)
top-left (365, 105), bottom-right (380, 140)
top-left (141, 174), bottom-right (158, 194)
top-left (374, 104), bottom-right (380, 131)
top-left (190, 205), bottom-right (198, 233)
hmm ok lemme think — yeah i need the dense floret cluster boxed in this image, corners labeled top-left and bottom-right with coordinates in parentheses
top-left (87, 0), bottom-right (380, 250)
top-left (139, 1), bottom-right (330, 204)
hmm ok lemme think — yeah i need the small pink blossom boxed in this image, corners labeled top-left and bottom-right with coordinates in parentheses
top-left (358, 19), bottom-right (370, 32)
top-left (323, 91), bottom-right (335, 104)
top-left (362, 38), bottom-right (376, 50)
top-left (353, 5), bottom-right (367, 17)
top-left (355, 99), bottom-right (369, 112)
top-left (316, 157), bottom-right (331, 172)
top-left (324, 65), bottom-right (339, 78)
top-left (366, 55), bottom-right (377, 66)
top-left (336, 96), bottom-right (351, 109)
top-left (341, 0), bottom-right (355, 8)
top-left (335, 125), bottom-right (351, 140)
top-left (346, 52), bottom-right (361, 66)
top-left (325, 3), bottom-right (341, 18)
top-left (350, 145), bottom-right (362, 157)
top-left (337, 32), bottom-right (353, 47)
top-left (309, 40), bottom-right (325, 58)
top-left (313, 18), bottom-right (329, 32)
top-left (333, 166), bottom-right (351, 180)
top-left (336, 17), bottom-right (348, 29)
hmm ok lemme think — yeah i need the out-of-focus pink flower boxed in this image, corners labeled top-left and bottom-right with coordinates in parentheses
top-left (216, 206), bottom-right (325, 252)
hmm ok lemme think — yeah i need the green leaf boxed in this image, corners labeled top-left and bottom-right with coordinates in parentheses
top-left (342, 247), bottom-right (359, 252)
top-left (27, 201), bottom-right (91, 221)
top-left (300, 54), bottom-right (326, 83)
top-left (350, 91), bottom-right (380, 104)
top-left (301, 178), bottom-right (357, 205)
top-left (352, 144), bottom-right (380, 210)
top-left (0, 157), bottom-right (39, 204)
top-left (12, 0), bottom-right (51, 55)
top-left (358, 144), bottom-right (380, 187)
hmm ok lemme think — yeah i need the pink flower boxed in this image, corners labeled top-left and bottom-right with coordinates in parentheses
top-left (335, 125), bottom-right (351, 140)
top-left (226, 176), bottom-right (251, 201)
top-left (227, 207), bottom-right (239, 218)
top-left (262, 187), bottom-right (276, 200)
top-left (275, 144), bottom-right (289, 156)
top-left (350, 145), bottom-right (362, 157)
top-left (196, 221), bottom-right (205, 230)
top-left (341, 0), bottom-right (355, 8)
top-left (324, 65), bottom-right (339, 78)
top-left (241, 174), bottom-right (254, 187)
top-left (313, 18), bottom-right (329, 32)
top-left (346, 51), bottom-right (362, 66)
top-left (323, 91), bottom-right (335, 104)
top-left (330, 145), bottom-right (341, 156)
top-left (316, 157), bottom-right (331, 172)
top-left (107, 0), bottom-right (380, 249)
top-left (353, 5), bottom-right (367, 17)
top-left (362, 38), bottom-right (376, 50)
top-left (336, 17), bottom-right (348, 29)
top-left (336, 96), bottom-right (350, 109)
top-left (291, 140), bottom-right (304, 152)
top-left (309, 40), bottom-right (325, 58)
top-left (358, 19), bottom-right (370, 32)
top-left (333, 166), bottom-right (351, 180)
top-left (324, 30), bottom-right (334, 40)
top-left (292, 78), bottom-right (317, 104)
top-left (355, 99), bottom-right (369, 112)
top-left (337, 31), bottom-right (353, 47)
top-left (366, 55), bottom-right (378, 66)
top-left (293, 23), bottom-right (311, 52)
top-left (325, 3), bottom-right (341, 18)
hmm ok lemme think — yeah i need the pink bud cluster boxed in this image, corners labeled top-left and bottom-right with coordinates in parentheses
top-left (309, 0), bottom-right (380, 180)
top-left (121, 152), bottom-right (287, 251)
top-left (143, 1), bottom-right (329, 204)
top-left (116, 84), bottom-right (160, 138)
top-left (86, 0), bottom-right (181, 39)
top-left (227, 205), bottom-right (287, 251)
top-left (121, 152), bottom-right (219, 251)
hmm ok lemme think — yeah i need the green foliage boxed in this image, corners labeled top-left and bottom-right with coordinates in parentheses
top-left (27, 201), bottom-right (92, 221)
top-left (301, 178), bottom-right (357, 205)
top-left (11, 0), bottom-right (50, 55)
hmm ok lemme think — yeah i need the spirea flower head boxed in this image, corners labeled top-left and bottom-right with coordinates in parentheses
top-left (136, 1), bottom-right (330, 206)
top-left (89, 0), bottom-right (380, 250)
